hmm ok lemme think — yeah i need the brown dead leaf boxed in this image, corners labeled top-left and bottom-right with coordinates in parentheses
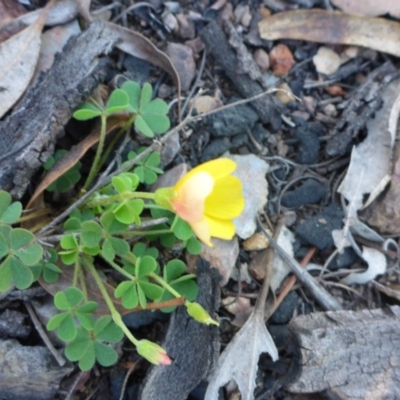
top-left (0, 0), bottom-right (27, 29)
top-left (0, 2), bottom-right (52, 118)
top-left (258, 10), bottom-right (400, 58)
top-left (26, 116), bottom-right (128, 209)
top-left (332, 0), bottom-right (400, 19)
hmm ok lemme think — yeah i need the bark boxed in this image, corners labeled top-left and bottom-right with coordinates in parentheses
top-left (0, 20), bottom-right (118, 198)
top-left (288, 306), bottom-right (400, 399)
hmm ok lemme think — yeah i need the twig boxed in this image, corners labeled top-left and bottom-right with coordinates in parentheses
top-left (24, 301), bottom-right (67, 366)
top-left (118, 361), bottom-right (140, 400)
top-left (257, 216), bottom-right (343, 311)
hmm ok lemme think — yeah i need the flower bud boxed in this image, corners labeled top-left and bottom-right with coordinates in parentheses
top-left (137, 339), bottom-right (171, 365)
top-left (186, 301), bottom-right (219, 326)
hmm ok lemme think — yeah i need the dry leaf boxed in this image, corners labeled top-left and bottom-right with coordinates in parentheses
top-left (332, 0), bottom-right (400, 19)
top-left (0, 0), bottom-right (27, 29)
top-left (26, 116), bottom-right (127, 209)
top-left (0, 8), bottom-right (48, 118)
top-left (373, 281), bottom-right (400, 302)
top-left (205, 307), bottom-right (278, 400)
top-left (258, 10), bottom-right (400, 58)
top-left (341, 247), bottom-right (386, 285)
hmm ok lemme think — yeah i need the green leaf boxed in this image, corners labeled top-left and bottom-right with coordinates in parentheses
top-left (0, 191), bottom-right (12, 219)
top-left (172, 217), bottom-right (193, 241)
top-left (140, 82), bottom-right (153, 109)
top-left (113, 199), bottom-right (144, 225)
top-left (94, 342), bottom-right (118, 367)
top-left (94, 316), bottom-right (124, 342)
top-left (164, 259), bottom-right (186, 282)
top-left (11, 228), bottom-right (43, 266)
top-left (137, 255), bottom-right (157, 277)
top-left (134, 115), bottom-right (154, 138)
top-left (60, 234), bottom-right (79, 250)
top-left (47, 312), bottom-right (69, 331)
top-left (78, 344), bottom-right (96, 371)
top-left (139, 281), bottom-right (163, 300)
top-left (0, 232), bottom-right (8, 259)
top-left (73, 103), bottom-right (102, 120)
top-left (76, 312), bottom-right (95, 331)
top-left (186, 236), bottom-right (202, 255)
top-left (142, 113), bottom-right (170, 134)
top-left (111, 176), bottom-right (128, 194)
top-left (1, 201), bottom-right (22, 224)
top-left (121, 81), bottom-right (141, 112)
top-left (58, 314), bottom-right (78, 341)
top-left (11, 258), bottom-right (33, 289)
top-left (65, 330), bottom-right (91, 361)
top-left (132, 242), bottom-right (158, 259)
top-left (106, 89), bottom-right (130, 115)
top-left (0, 257), bottom-right (13, 292)
top-left (63, 217), bottom-right (82, 232)
top-left (100, 210), bottom-right (128, 234)
top-left (81, 221), bottom-right (103, 248)
top-left (137, 283), bottom-right (147, 309)
top-left (114, 281), bottom-right (138, 309)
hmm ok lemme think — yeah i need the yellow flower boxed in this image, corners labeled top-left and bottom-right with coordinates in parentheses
top-left (155, 158), bottom-right (244, 246)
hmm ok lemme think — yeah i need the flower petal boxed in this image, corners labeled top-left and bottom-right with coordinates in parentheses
top-left (205, 216), bottom-right (236, 240)
top-left (172, 172), bottom-right (213, 222)
top-left (205, 176), bottom-right (244, 219)
top-left (190, 219), bottom-right (212, 247)
top-left (175, 158), bottom-right (236, 192)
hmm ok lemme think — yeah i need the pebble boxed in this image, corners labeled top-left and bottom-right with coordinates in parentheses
top-left (157, 83), bottom-right (173, 98)
top-left (160, 131), bottom-right (180, 166)
top-left (295, 203), bottom-right (344, 250)
top-left (184, 37), bottom-right (205, 56)
top-left (193, 95), bottom-right (223, 114)
top-left (269, 44), bottom-right (295, 76)
top-left (324, 85), bottom-right (346, 96)
top-left (323, 103), bottom-right (338, 117)
top-left (151, 162), bottom-right (187, 190)
top-left (313, 46), bottom-right (341, 75)
top-left (243, 231), bottom-right (270, 251)
top-left (208, 103), bottom-right (259, 137)
top-left (186, 238), bottom-right (239, 286)
top-left (166, 42), bottom-right (196, 91)
top-left (222, 296), bottom-right (251, 316)
top-left (162, 12), bottom-right (178, 33)
top-left (281, 179), bottom-right (328, 208)
top-left (253, 48), bottom-right (270, 72)
top-left (331, 247), bottom-right (360, 271)
top-left (275, 82), bottom-right (295, 105)
top-left (294, 123), bottom-right (321, 164)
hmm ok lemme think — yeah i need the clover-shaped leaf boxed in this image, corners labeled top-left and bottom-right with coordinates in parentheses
top-left (73, 102), bottom-right (102, 121)
top-left (121, 81), bottom-right (140, 112)
top-left (113, 199), bottom-right (144, 225)
top-left (80, 221), bottom-right (103, 248)
top-left (31, 248), bottom-right (62, 283)
top-left (65, 316), bottom-right (123, 371)
top-left (128, 150), bottom-right (163, 185)
top-left (105, 89), bottom-right (130, 115)
top-left (0, 191), bottom-right (22, 225)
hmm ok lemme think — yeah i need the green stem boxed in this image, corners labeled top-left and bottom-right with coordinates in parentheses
top-left (98, 114), bottom-right (137, 169)
top-left (121, 228), bottom-right (172, 239)
top-left (104, 255), bottom-right (136, 281)
top-left (72, 257), bottom-right (80, 287)
top-left (83, 113), bottom-right (108, 191)
top-left (148, 272), bottom-right (182, 299)
top-left (83, 257), bottom-right (139, 346)
top-left (86, 191), bottom-right (155, 208)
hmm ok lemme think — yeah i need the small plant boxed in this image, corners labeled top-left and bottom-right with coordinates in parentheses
top-left (0, 81), bottom-right (245, 371)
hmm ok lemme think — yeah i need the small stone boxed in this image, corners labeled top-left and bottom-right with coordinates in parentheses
top-left (162, 12), bottom-right (178, 33)
top-left (259, 6), bottom-right (271, 18)
top-left (241, 7), bottom-right (252, 27)
top-left (160, 132), bottom-right (180, 167)
top-left (186, 238), bottom-right (239, 286)
top-left (269, 44), bottom-right (295, 76)
top-left (243, 231), bottom-right (270, 251)
top-left (234, 4), bottom-right (248, 23)
top-left (222, 296), bottom-right (251, 316)
top-left (184, 37), bottom-right (205, 56)
top-left (201, 138), bottom-right (231, 162)
top-left (253, 48), bottom-right (270, 72)
top-left (323, 103), bottom-right (337, 117)
top-left (302, 96), bottom-right (316, 113)
top-left (313, 46), bottom-right (341, 75)
top-left (151, 163), bottom-right (187, 191)
top-left (340, 46), bottom-right (359, 63)
top-left (295, 125), bottom-right (321, 164)
top-left (269, 292), bottom-right (298, 324)
top-left (193, 95), bottom-right (223, 114)
top-left (324, 85), bottom-right (346, 96)
top-left (157, 83), bottom-right (173, 98)
top-left (275, 82), bottom-right (295, 105)
top-left (176, 13), bottom-right (195, 39)
top-left (166, 42), bottom-right (196, 91)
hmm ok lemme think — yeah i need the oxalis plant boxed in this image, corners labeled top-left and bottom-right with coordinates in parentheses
top-left (0, 81), bottom-right (245, 371)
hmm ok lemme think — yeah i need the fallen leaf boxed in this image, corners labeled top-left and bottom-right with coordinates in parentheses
top-left (0, 5), bottom-right (49, 118)
top-left (373, 281), bottom-right (400, 302)
top-left (227, 153), bottom-right (269, 239)
top-left (26, 116), bottom-right (128, 209)
top-left (205, 306), bottom-right (278, 400)
top-left (258, 10), bottom-right (400, 58)
top-left (0, 0), bottom-right (27, 29)
top-left (332, 0), bottom-right (400, 19)
top-left (341, 247), bottom-right (386, 285)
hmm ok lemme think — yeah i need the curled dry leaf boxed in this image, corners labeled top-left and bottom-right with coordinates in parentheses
top-left (0, 6), bottom-right (49, 118)
top-left (341, 247), bottom-right (386, 285)
top-left (258, 10), bottom-right (400, 58)
top-left (332, 0), bottom-right (400, 19)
